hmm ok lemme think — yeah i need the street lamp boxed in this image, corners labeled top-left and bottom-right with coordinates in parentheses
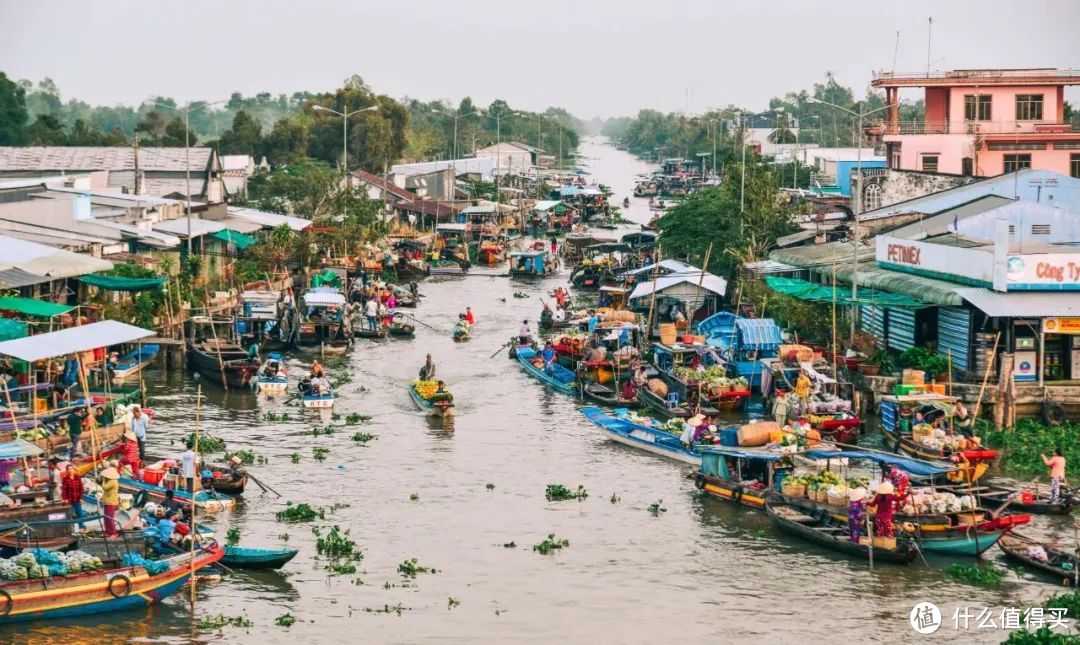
top-left (432, 108), bottom-right (481, 198)
top-left (312, 104), bottom-right (379, 176)
top-left (489, 110), bottom-right (522, 201)
top-left (151, 100), bottom-right (226, 256)
top-left (806, 97), bottom-right (897, 341)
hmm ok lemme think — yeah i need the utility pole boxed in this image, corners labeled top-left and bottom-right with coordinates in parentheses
top-left (132, 133), bottom-right (142, 196)
top-left (185, 108), bottom-right (192, 256)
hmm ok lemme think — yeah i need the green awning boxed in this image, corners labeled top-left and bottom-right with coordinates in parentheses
top-left (211, 229), bottom-right (256, 250)
top-left (0, 318), bottom-right (28, 342)
top-left (830, 264), bottom-right (964, 306)
top-left (311, 269), bottom-right (341, 288)
top-left (764, 276), bottom-right (925, 307)
top-left (80, 274), bottom-right (166, 292)
top-left (0, 296), bottom-right (75, 317)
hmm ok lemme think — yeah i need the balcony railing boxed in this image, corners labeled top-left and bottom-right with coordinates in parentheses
top-left (869, 120), bottom-right (1080, 136)
top-left (873, 68), bottom-right (1080, 84)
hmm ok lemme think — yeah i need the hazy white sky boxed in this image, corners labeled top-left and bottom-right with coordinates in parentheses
top-left (2, 0), bottom-right (1078, 117)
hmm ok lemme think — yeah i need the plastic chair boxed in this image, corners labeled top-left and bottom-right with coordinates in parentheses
top-left (666, 393), bottom-right (679, 409)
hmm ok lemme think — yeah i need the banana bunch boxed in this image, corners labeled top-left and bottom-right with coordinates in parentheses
top-left (412, 379), bottom-right (439, 400)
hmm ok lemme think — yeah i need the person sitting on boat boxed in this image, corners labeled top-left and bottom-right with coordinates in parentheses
top-left (118, 431), bottom-right (141, 478)
top-left (953, 400), bottom-right (973, 437)
top-left (553, 305), bottom-right (566, 323)
top-left (200, 469), bottom-right (216, 492)
top-left (465, 307), bottom-right (475, 325)
top-left (161, 488), bottom-right (187, 521)
top-left (540, 341), bottom-right (558, 374)
top-left (680, 413), bottom-right (708, 448)
top-left (94, 403), bottom-right (114, 428)
top-left (518, 320), bottom-right (532, 345)
top-left (149, 506), bottom-right (177, 551)
top-left (540, 304), bottom-right (554, 328)
top-left (311, 360), bottom-right (325, 378)
top-left (247, 341), bottom-right (260, 364)
top-left (419, 354), bottom-right (436, 381)
top-left (847, 488), bottom-right (867, 543)
top-left (631, 363), bottom-right (649, 390)
top-left (869, 481), bottom-right (896, 538)
top-left (298, 374), bottom-right (312, 395)
top-left (310, 375), bottom-right (331, 395)
top-left (228, 455), bottom-right (246, 482)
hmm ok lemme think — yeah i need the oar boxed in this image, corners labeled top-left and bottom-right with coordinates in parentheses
top-left (246, 472), bottom-right (282, 497)
top-left (489, 340), bottom-right (512, 358)
top-left (398, 312), bottom-right (439, 331)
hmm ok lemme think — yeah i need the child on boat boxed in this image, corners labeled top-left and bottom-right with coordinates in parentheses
top-left (847, 488), bottom-right (867, 543)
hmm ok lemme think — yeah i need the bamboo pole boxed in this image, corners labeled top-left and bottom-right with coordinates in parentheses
top-left (695, 243), bottom-right (713, 321)
top-left (189, 384), bottom-right (201, 606)
top-left (831, 260), bottom-right (838, 397)
top-left (971, 332), bottom-right (1001, 426)
top-left (202, 294), bottom-right (229, 391)
top-left (74, 355), bottom-right (99, 469)
top-left (643, 244), bottom-right (662, 346)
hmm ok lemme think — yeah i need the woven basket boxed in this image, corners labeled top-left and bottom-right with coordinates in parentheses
top-left (781, 483), bottom-right (806, 498)
top-left (827, 492), bottom-right (848, 507)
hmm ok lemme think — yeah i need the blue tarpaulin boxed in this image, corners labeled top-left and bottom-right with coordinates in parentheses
top-left (0, 437), bottom-right (44, 459)
top-left (805, 449), bottom-right (954, 478)
top-left (735, 318), bottom-right (782, 350)
top-left (700, 447), bottom-right (785, 462)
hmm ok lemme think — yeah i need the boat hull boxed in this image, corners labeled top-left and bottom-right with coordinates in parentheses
top-left (516, 348), bottom-right (577, 395)
top-left (118, 477), bottom-right (235, 512)
top-left (696, 473), bottom-right (770, 509)
top-left (408, 384), bottom-right (454, 417)
top-left (302, 394), bottom-right (335, 409)
top-left (583, 407), bottom-right (699, 465)
top-left (222, 546), bottom-right (299, 569)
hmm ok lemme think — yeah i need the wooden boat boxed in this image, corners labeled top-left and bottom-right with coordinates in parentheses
top-left (582, 407), bottom-right (700, 465)
top-left (118, 476), bottom-right (235, 513)
top-left (8, 422), bottom-right (128, 455)
top-left (408, 382), bottom-right (454, 418)
top-left (477, 238), bottom-right (506, 265)
top-left (976, 484), bottom-right (1077, 515)
top-left (187, 338), bottom-right (256, 388)
top-left (999, 533), bottom-right (1080, 586)
top-left (695, 447), bottom-right (790, 510)
top-left (389, 321), bottom-right (415, 337)
top-left (354, 326), bottom-right (389, 340)
top-left (453, 322), bottom-right (472, 342)
top-left (108, 344), bottom-right (159, 381)
top-left (221, 545), bottom-right (299, 569)
top-left (0, 543), bottom-right (223, 624)
top-left (879, 394), bottom-right (995, 482)
top-left (254, 352), bottom-right (288, 394)
top-left (635, 387), bottom-right (718, 421)
top-left (766, 498), bottom-right (917, 565)
top-left (515, 347), bottom-right (577, 395)
top-left (581, 381), bottom-right (641, 409)
top-left (0, 501), bottom-right (75, 548)
top-left (302, 388), bottom-right (335, 409)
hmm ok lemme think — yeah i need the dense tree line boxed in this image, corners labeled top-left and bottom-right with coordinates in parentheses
top-left (0, 72), bottom-right (584, 173)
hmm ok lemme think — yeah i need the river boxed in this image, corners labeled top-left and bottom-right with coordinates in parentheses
top-left (3, 137), bottom-right (1069, 644)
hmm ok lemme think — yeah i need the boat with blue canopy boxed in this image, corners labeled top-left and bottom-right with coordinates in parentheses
top-left (582, 407), bottom-right (702, 465)
top-left (698, 312), bottom-right (782, 389)
top-left (695, 446), bottom-right (793, 509)
top-left (516, 346), bottom-right (577, 395)
top-left (510, 250), bottom-right (556, 277)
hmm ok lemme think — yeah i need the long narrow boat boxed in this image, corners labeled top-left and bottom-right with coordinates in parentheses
top-left (221, 545), bottom-right (299, 569)
top-left (515, 347), bottom-right (577, 395)
top-left (117, 477), bottom-right (235, 513)
top-left (354, 327), bottom-right (389, 340)
top-left (581, 381), bottom-right (641, 409)
top-left (408, 381), bottom-right (454, 418)
top-left (188, 339), bottom-right (256, 388)
top-left (999, 533), bottom-right (1080, 586)
top-left (695, 447), bottom-right (788, 510)
top-left (109, 344), bottom-right (159, 381)
top-left (140, 457), bottom-right (247, 495)
top-left (0, 544), bottom-right (223, 624)
top-left (302, 389), bottom-right (335, 409)
top-left (879, 394), bottom-right (996, 482)
top-left (452, 322), bottom-right (472, 342)
top-left (766, 497), bottom-right (917, 565)
top-left (582, 407), bottom-right (700, 465)
top-left (976, 484), bottom-right (1077, 515)
top-left (636, 387), bottom-right (720, 420)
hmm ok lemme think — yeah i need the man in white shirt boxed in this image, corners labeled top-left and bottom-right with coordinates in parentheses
top-left (518, 320), bottom-right (531, 345)
top-left (179, 442), bottom-right (196, 493)
top-left (364, 299), bottom-right (379, 331)
top-left (553, 306), bottom-right (566, 323)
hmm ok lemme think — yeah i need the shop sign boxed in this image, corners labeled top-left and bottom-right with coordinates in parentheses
top-left (1042, 318), bottom-right (1080, 334)
top-left (1007, 255), bottom-right (1080, 288)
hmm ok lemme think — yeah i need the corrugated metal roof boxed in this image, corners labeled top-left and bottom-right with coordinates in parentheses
top-left (734, 318), bottom-right (783, 349)
top-left (152, 218), bottom-right (226, 238)
top-left (628, 273), bottom-right (728, 300)
top-left (0, 268), bottom-right (49, 289)
top-left (0, 147), bottom-right (213, 173)
top-left (226, 207), bottom-right (311, 232)
top-left (0, 234), bottom-right (112, 278)
top-left (775, 229), bottom-right (819, 247)
top-left (769, 240), bottom-right (876, 270)
top-left (831, 262), bottom-right (963, 306)
top-left (219, 217), bottom-right (264, 234)
top-left (0, 320), bottom-right (153, 362)
top-left (620, 259), bottom-right (698, 278)
top-left (955, 288), bottom-right (1080, 317)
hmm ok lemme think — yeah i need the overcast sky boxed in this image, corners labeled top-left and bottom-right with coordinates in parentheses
top-left (2, 0), bottom-right (1078, 118)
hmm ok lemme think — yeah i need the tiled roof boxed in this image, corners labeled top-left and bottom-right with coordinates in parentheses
top-left (0, 147), bottom-right (214, 173)
top-left (351, 169), bottom-right (414, 201)
top-left (394, 199), bottom-right (464, 217)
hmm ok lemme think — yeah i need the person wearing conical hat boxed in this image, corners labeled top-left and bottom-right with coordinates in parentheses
top-left (869, 481), bottom-right (897, 538)
top-left (118, 430), bottom-right (141, 479)
top-left (100, 467), bottom-right (120, 538)
top-left (847, 488), bottom-right (867, 543)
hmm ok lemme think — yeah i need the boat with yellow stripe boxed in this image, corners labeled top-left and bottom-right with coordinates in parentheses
top-left (0, 542), bottom-right (222, 623)
top-left (694, 446), bottom-right (793, 510)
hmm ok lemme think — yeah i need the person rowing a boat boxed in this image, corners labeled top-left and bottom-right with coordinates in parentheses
top-left (419, 354), bottom-right (436, 380)
top-left (540, 341), bottom-right (558, 374)
top-left (518, 320), bottom-right (531, 346)
top-left (311, 360), bottom-right (325, 378)
top-left (465, 307), bottom-right (475, 325)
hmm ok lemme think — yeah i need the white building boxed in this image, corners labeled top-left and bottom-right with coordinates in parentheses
top-left (472, 141), bottom-right (536, 175)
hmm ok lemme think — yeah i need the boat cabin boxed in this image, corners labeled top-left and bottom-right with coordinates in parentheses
top-left (510, 250), bottom-right (552, 276)
top-left (699, 447), bottom-right (793, 494)
top-left (299, 287), bottom-right (349, 345)
top-left (879, 393), bottom-right (959, 436)
top-left (598, 285), bottom-right (630, 309)
top-left (698, 313), bottom-right (782, 389)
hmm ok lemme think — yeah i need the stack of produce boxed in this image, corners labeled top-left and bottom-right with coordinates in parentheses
top-left (0, 550), bottom-right (104, 581)
top-left (914, 425), bottom-right (982, 451)
top-left (807, 399), bottom-right (853, 414)
top-left (16, 426), bottom-right (54, 441)
top-left (412, 380), bottom-right (453, 403)
top-left (901, 489), bottom-right (976, 515)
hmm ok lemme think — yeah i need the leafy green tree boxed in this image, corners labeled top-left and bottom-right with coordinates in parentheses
top-left (26, 113), bottom-right (67, 145)
top-left (217, 109), bottom-right (263, 155)
top-left (263, 118), bottom-right (308, 165)
top-left (0, 72), bottom-right (28, 144)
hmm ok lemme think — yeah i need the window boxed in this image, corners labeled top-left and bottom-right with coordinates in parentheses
top-left (1056, 142), bottom-right (1080, 150)
top-left (1003, 154), bottom-right (1031, 172)
top-left (864, 183), bottom-right (882, 211)
top-left (964, 95), bottom-right (991, 121)
top-left (1032, 224), bottom-right (1051, 235)
top-left (1072, 154), bottom-right (1080, 179)
top-left (987, 141), bottom-right (1048, 151)
top-left (921, 155), bottom-right (939, 172)
top-left (1015, 94), bottom-right (1043, 121)
top-left (962, 157), bottom-right (973, 176)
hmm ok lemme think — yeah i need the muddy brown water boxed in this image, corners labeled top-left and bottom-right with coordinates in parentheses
top-left (2, 138), bottom-right (1068, 644)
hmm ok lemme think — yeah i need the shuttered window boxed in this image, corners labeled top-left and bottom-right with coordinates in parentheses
top-left (937, 307), bottom-right (972, 374)
top-left (886, 307), bottom-right (917, 352)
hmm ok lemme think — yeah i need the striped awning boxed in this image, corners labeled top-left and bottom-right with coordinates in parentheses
top-left (734, 318), bottom-right (782, 350)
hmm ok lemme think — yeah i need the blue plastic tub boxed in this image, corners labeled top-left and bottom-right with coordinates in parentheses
top-left (720, 427), bottom-right (739, 447)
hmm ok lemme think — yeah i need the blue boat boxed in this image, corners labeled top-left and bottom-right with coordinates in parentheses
top-left (582, 407), bottom-right (701, 465)
top-left (109, 344), bottom-right (160, 381)
top-left (516, 347), bottom-right (577, 395)
top-left (698, 312), bottom-right (782, 390)
top-left (510, 250), bottom-right (556, 277)
top-left (222, 545), bottom-right (299, 569)
top-left (408, 381), bottom-right (454, 417)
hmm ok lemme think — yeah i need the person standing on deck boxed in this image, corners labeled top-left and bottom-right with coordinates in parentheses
top-left (118, 431), bottom-right (141, 478)
top-left (130, 407), bottom-right (149, 461)
top-left (1042, 448), bottom-right (1067, 503)
top-left (793, 369), bottom-right (812, 419)
top-left (66, 408), bottom-right (86, 459)
top-left (364, 298), bottom-right (379, 331)
top-left (540, 341), bottom-right (558, 374)
top-left (47, 457), bottom-right (64, 502)
top-left (518, 320), bottom-right (531, 345)
top-left (847, 488), bottom-right (867, 543)
top-left (61, 464), bottom-right (85, 532)
top-left (869, 481), bottom-right (896, 538)
top-left (465, 307), bottom-right (475, 325)
top-left (100, 467), bottom-right (120, 538)
top-left (771, 391), bottom-right (789, 426)
top-left (178, 441), bottom-right (196, 493)
top-left (419, 354), bottom-right (436, 381)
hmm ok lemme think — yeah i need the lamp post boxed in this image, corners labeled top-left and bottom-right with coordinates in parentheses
top-left (490, 109), bottom-right (522, 202)
top-left (312, 104), bottom-right (379, 176)
top-left (151, 100), bottom-right (226, 256)
top-left (432, 108), bottom-right (481, 198)
top-left (806, 97), bottom-right (897, 341)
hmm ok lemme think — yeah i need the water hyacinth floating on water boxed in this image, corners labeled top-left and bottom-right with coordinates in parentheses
top-left (313, 447), bottom-right (330, 461)
top-left (647, 500), bottom-right (667, 516)
top-left (363, 603), bottom-right (410, 616)
top-left (397, 558), bottom-right (437, 578)
top-left (352, 432), bottom-right (377, 443)
top-left (946, 563), bottom-right (1006, 587)
top-left (486, 483), bottom-right (495, 491)
top-left (546, 484), bottom-right (588, 501)
top-left (447, 597), bottom-right (461, 610)
top-left (290, 453), bottom-right (301, 464)
top-left (275, 613), bottom-right (296, 627)
top-left (225, 449), bottom-right (257, 465)
top-left (276, 502), bottom-right (319, 523)
top-left (197, 614), bottom-right (252, 630)
top-left (226, 527), bottom-right (240, 546)
top-left (190, 433), bottom-right (227, 453)
top-left (533, 534), bottom-right (570, 555)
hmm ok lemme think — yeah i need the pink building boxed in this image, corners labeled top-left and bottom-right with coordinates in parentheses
top-left (870, 68), bottom-right (1080, 178)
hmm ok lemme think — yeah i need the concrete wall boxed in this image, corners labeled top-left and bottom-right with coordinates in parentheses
top-left (867, 169), bottom-right (976, 209)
